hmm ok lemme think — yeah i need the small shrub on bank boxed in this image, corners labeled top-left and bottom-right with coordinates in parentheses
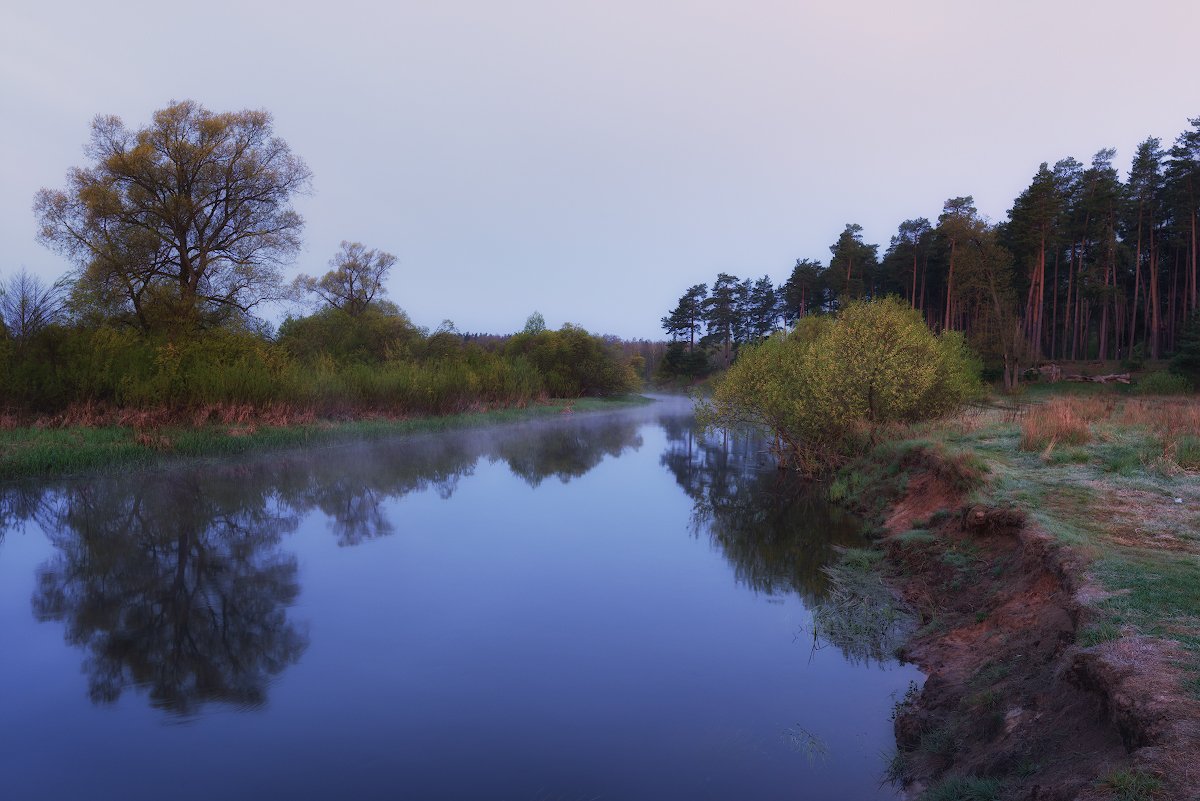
top-left (1134, 370), bottom-right (1192, 396)
top-left (699, 297), bottom-right (982, 473)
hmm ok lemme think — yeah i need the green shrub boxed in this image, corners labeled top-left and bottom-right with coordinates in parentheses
top-left (278, 304), bottom-right (421, 364)
top-left (504, 324), bottom-right (638, 397)
top-left (1135, 371), bottom-right (1192, 395)
top-left (698, 297), bottom-right (982, 473)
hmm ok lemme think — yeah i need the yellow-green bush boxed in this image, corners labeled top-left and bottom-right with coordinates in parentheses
top-left (698, 297), bottom-right (982, 472)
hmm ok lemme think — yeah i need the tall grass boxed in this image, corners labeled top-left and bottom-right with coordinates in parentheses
top-left (1019, 397), bottom-right (1093, 451)
top-left (1121, 398), bottom-right (1200, 437)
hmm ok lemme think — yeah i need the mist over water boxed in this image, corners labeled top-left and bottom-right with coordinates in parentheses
top-left (0, 397), bottom-right (916, 800)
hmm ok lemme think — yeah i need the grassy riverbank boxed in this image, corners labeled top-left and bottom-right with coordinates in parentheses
top-left (0, 395), bottom-right (654, 481)
top-left (911, 391), bottom-right (1200, 678)
top-left (831, 387), bottom-right (1200, 799)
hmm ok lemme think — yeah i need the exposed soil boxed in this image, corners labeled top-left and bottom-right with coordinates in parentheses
top-left (879, 470), bottom-right (1200, 800)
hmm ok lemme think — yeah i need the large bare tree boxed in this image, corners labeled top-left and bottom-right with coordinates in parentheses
top-left (34, 100), bottom-right (312, 331)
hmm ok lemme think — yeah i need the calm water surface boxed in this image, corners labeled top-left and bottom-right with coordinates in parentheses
top-left (0, 397), bottom-right (919, 800)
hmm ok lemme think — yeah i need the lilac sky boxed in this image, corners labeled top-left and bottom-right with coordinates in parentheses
top-left (3, 0), bottom-right (1199, 339)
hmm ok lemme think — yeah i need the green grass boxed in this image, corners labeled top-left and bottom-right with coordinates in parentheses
top-left (1092, 552), bottom-right (1200, 649)
top-left (963, 687), bottom-right (1001, 710)
top-left (1100, 769), bottom-right (1164, 801)
top-left (857, 386), bottom-right (1200, 710)
top-left (897, 528), bottom-right (937, 545)
top-left (1077, 620), bottom-right (1122, 647)
top-left (1021, 380), bottom-right (1134, 398)
top-left (1094, 441), bottom-right (1152, 475)
top-left (1046, 445), bottom-right (1091, 465)
top-left (917, 724), bottom-right (958, 759)
top-left (882, 749), bottom-right (909, 785)
top-left (0, 395), bottom-right (654, 480)
top-left (920, 775), bottom-right (1002, 801)
top-left (1177, 435), bottom-right (1200, 470)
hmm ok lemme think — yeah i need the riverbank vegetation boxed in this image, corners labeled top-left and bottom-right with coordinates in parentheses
top-left (689, 284), bottom-right (1199, 794)
top-left (2, 101), bottom-right (646, 434)
top-left (0, 395), bottom-right (651, 481)
top-left (825, 389), bottom-right (1200, 799)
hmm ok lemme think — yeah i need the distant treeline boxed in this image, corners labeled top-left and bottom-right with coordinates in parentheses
top-left (663, 116), bottom-right (1200, 387)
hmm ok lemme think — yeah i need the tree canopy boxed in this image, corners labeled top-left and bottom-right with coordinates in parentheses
top-left (294, 241), bottom-right (396, 316)
top-left (35, 100), bottom-right (312, 331)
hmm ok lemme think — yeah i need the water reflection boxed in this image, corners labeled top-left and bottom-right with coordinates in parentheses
top-left (6, 412), bottom-right (650, 713)
top-left (659, 420), bottom-right (866, 603)
top-left (492, 423), bottom-right (643, 487)
top-left (5, 403), bottom-right (871, 717)
top-left (29, 475), bottom-right (307, 715)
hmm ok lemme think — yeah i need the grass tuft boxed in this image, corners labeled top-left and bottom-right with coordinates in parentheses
top-left (1100, 768), bottom-right (1164, 801)
top-left (1078, 620), bottom-right (1122, 647)
top-left (920, 775), bottom-right (1002, 801)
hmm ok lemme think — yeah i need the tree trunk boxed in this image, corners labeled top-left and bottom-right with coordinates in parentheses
top-left (1150, 226), bottom-right (1160, 359)
top-left (1051, 249), bottom-right (1059, 361)
top-left (944, 239), bottom-right (956, 331)
top-left (1129, 206), bottom-right (1143, 359)
top-left (1099, 260), bottom-right (1110, 361)
top-left (911, 250), bottom-right (918, 309)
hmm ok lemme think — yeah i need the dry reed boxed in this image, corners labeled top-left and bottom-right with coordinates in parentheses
top-left (1020, 397), bottom-right (1094, 451)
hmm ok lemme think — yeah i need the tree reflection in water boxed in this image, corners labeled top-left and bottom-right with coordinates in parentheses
top-left (8, 411), bottom-right (651, 714)
top-left (659, 418), bottom-right (866, 605)
top-left (29, 474), bottom-right (307, 715)
top-left (491, 421), bottom-right (642, 487)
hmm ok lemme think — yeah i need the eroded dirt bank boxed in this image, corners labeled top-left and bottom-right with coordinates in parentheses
top-left (874, 459), bottom-right (1200, 800)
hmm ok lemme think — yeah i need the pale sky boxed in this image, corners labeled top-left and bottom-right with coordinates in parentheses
top-left (3, 0), bottom-right (1198, 339)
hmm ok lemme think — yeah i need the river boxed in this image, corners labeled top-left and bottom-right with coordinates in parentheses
top-left (0, 396), bottom-right (919, 800)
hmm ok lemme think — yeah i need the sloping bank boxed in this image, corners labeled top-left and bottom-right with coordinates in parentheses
top-left (831, 430), bottom-right (1200, 801)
